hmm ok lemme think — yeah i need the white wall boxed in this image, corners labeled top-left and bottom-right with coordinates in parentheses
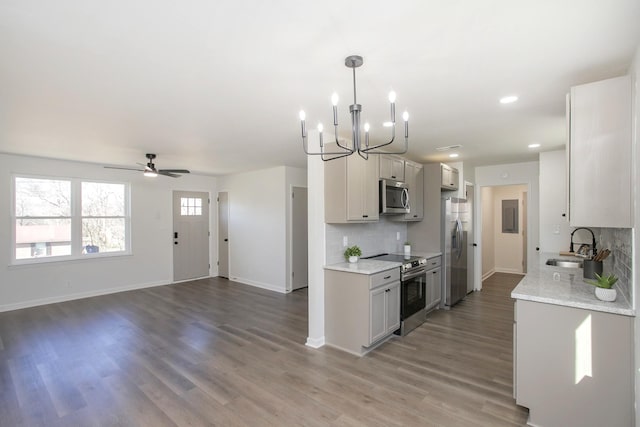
top-left (218, 165), bottom-right (306, 293)
top-left (629, 43), bottom-right (640, 427)
top-left (492, 185), bottom-right (527, 274)
top-left (475, 161), bottom-right (539, 290)
top-left (539, 150), bottom-right (571, 252)
top-left (0, 153), bottom-right (218, 312)
top-left (481, 186), bottom-right (495, 279)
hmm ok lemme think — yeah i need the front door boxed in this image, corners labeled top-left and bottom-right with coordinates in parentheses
top-left (173, 191), bottom-right (210, 282)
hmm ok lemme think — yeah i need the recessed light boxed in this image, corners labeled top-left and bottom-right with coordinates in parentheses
top-left (500, 95), bottom-right (518, 104)
top-left (528, 143), bottom-right (541, 148)
top-left (449, 153), bottom-right (459, 158)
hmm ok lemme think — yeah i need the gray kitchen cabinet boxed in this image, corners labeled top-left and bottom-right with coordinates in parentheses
top-left (425, 255), bottom-right (441, 311)
top-left (514, 300), bottom-right (633, 427)
top-left (324, 147), bottom-right (379, 223)
top-left (379, 154), bottom-right (405, 182)
top-left (369, 280), bottom-right (401, 344)
top-left (325, 267), bottom-right (400, 356)
top-left (403, 161), bottom-right (424, 221)
top-left (440, 163), bottom-right (459, 191)
top-left (568, 75), bottom-right (632, 227)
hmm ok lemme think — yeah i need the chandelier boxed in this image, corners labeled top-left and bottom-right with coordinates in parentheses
top-left (299, 55), bottom-right (409, 161)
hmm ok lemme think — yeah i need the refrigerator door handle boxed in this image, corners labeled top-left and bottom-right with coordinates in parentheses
top-left (455, 219), bottom-right (463, 261)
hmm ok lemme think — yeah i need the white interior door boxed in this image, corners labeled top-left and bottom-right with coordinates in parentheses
top-left (465, 182), bottom-right (475, 293)
top-left (522, 191), bottom-right (528, 274)
top-left (291, 187), bottom-right (308, 290)
top-left (217, 192), bottom-right (229, 278)
top-left (173, 191), bottom-right (210, 282)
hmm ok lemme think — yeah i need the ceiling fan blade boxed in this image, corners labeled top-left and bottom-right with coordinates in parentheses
top-left (104, 166), bottom-right (145, 171)
top-left (159, 169), bottom-right (190, 174)
top-left (158, 171), bottom-right (180, 178)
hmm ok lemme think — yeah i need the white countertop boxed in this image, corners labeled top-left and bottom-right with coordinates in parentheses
top-left (324, 251), bottom-right (442, 275)
top-left (511, 252), bottom-right (634, 316)
top-left (324, 259), bottom-right (402, 275)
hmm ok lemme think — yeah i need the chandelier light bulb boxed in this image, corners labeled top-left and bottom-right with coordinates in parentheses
top-left (364, 122), bottom-right (370, 132)
top-left (388, 91), bottom-right (397, 103)
top-left (403, 111), bottom-right (409, 121)
top-left (317, 123), bottom-right (324, 133)
top-left (299, 110), bottom-right (306, 121)
top-left (331, 93), bottom-right (339, 106)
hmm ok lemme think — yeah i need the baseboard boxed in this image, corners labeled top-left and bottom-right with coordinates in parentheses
top-left (230, 276), bottom-right (287, 294)
top-left (482, 269), bottom-right (496, 281)
top-left (0, 280), bottom-right (171, 313)
top-left (305, 336), bottom-right (325, 349)
top-left (494, 267), bottom-right (525, 275)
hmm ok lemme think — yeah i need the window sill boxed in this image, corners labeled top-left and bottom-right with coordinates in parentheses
top-left (9, 251), bottom-right (133, 269)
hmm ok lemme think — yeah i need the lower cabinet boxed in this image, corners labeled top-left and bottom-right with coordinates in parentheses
top-left (325, 267), bottom-right (401, 356)
top-left (514, 300), bottom-right (633, 427)
top-left (369, 281), bottom-right (400, 344)
top-left (425, 255), bottom-right (442, 312)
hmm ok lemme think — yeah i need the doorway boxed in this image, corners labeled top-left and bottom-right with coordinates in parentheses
top-left (291, 186), bottom-right (308, 291)
top-left (172, 191), bottom-right (210, 282)
top-left (217, 192), bottom-right (229, 278)
top-left (480, 185), bottom-right (528, 280)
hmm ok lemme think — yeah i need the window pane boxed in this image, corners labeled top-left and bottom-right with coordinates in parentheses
top-left (82, 182), bottom-right (125, 216)
top-left (15, 218), bottom-right (72, 259)
top-left (15, 178), bottom-right (71, 217)
top-left (82, 218), bottom-right (126, 253)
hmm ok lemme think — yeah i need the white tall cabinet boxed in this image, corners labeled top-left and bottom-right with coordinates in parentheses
top-left (568, 75), bottom-right (632, 227)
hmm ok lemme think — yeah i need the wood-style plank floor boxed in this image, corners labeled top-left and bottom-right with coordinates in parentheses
top-left (0, 273), bottom-right (529, 426)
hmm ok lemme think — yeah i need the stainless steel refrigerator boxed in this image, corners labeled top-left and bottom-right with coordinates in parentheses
top-left (442, 197), bottom-right (468, 308)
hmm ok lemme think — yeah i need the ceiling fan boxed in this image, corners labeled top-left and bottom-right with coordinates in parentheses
top-left (104, 153), bottom-right (190, 178)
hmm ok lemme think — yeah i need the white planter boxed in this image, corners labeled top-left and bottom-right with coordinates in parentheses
top-left (595, 287), bottom-right (617, 302)
top-left (348, 256), bottom-right (359, 263)
top-left (404, 245), bottom-right (411, 257)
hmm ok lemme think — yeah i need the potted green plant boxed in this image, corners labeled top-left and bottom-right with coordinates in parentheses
top-left (344, 245), bottom-right (362, 263)
top-left (585, 273), bottom-right (618, 302)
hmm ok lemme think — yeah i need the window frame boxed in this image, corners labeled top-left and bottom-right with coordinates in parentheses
top-left (11, 174), bottom-right (132, 265)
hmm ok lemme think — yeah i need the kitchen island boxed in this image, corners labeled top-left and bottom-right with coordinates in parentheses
top-left (511, 253), bottom-right (634, 427)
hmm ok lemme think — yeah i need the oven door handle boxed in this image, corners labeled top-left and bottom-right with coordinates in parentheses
top-left (402, 268), bottom-right (427, 281)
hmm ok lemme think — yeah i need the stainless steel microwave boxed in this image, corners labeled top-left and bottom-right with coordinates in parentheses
top-left (380, 179), bottom-right (410, 214)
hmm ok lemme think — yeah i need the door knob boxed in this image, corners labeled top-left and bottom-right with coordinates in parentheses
top-left (224, 238), bottom-right (228, 242)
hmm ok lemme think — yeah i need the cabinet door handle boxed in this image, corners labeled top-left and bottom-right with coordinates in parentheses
top-left (391, 175), bottom-right (396, 179)
top-left (385, 289), bottom-right (390, 293)
top-left (432, 271), bottom-right (437, 274)
top-left (384, 275), bottom-right (391, 280)
top-left (362, 215), bottom-right (368, 218)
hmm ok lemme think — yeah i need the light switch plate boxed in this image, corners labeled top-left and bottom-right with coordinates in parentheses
top-left (343, 236), bottom-right (348, 247)
top-left (397, 232), bottom-right (400, 241)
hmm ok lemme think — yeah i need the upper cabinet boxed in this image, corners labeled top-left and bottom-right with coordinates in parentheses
top-left (379, 155), bottom-right (405, 182)
top-left (568, 75), bottom-right (632, 228)
top-left (440, 163), bottom-right (459, 191)
top-left (325, 150), bottom-right (379, 223)
top-left (403, 161), bottom-right (424, 221)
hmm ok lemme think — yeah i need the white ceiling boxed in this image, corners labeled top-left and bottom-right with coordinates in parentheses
top-left (1, 1), bottom-right (639, 176)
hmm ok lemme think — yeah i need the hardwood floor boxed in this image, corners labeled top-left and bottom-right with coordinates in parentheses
top-left (0, 273), bottom-right (528, 426)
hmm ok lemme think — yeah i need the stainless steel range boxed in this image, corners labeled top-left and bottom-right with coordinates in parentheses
top-left (364, 253), bottom-right (427, 336)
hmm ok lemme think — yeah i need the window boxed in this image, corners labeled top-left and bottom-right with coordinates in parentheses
top-left (13, 176), bottom-right (130, 263)
top-left (180, 197), bottom-right (202, 216)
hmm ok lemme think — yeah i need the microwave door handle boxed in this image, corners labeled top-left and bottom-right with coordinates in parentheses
top-left (402, 188), bottom-right (410, 209)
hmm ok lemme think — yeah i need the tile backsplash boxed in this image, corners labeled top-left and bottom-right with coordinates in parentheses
top-left (592, 227), bottom-right (632, 303)
top-left (326, 218), bottom-right (408, 264)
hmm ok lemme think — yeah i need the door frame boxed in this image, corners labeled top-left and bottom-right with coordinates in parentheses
top-left (289, 185), bottom-right (308, 292)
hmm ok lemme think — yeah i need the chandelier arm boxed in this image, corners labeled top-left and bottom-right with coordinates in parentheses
top-left (302, 136), bottom-right (355, 156)
top-left (359, 124), bottom-right (408, 155)
top-left (333, 125), bottom-right (353, 152)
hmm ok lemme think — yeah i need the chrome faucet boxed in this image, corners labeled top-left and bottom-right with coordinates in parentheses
top-left (570, 227), bottom-right (597, 257)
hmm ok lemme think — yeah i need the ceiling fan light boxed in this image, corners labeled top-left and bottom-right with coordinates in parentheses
top-left (144, 170), bottom-right (158, 177)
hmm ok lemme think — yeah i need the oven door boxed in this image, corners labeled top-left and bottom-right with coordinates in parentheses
top-left (401, 268), bottom-right (427, 319)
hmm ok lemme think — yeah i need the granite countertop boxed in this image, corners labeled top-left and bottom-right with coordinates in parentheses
top-left (324, 259), bottom-right (402, 275)
top-left (511, 252), bottom-right (634, 316)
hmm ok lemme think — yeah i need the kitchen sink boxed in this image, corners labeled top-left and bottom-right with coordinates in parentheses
top-left (545, 258), bottom-right (583, 268)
